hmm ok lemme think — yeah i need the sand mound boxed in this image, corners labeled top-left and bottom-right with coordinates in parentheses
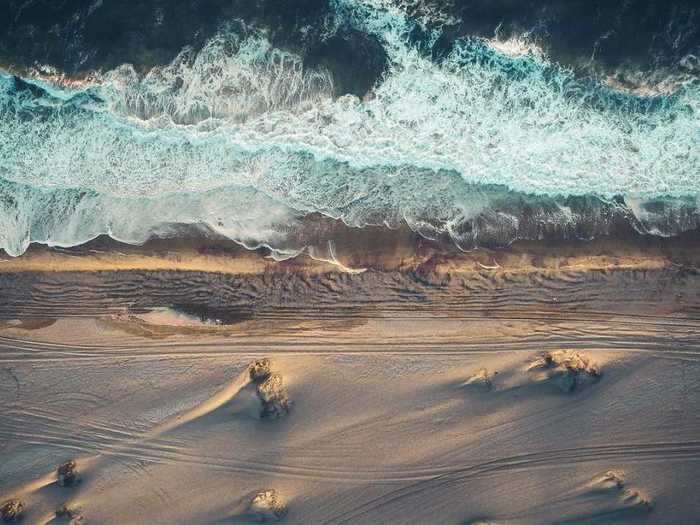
top-left (257, 373), bottom-right (291, 419)
top-left (249, 359), bottom-right (273, 383)
top-left (247, 359), bottom-right (290, 419)
top-left (463, 368), bottom-right (492, 390)
top-left (527, 350), bottom-right (601, 392)
top-left (620, 490), bottom-right (653, 511)
top-left (55, 505), bottom-right (86, 524)
top-left (57, 460), bottom-right (79, 487)
top-left (248, 489), bottom-right (287, 522)
top-left (592, 470), bottom-right (626, 491)
top-left (0, 500), bottom-right (23, 522)
top-left (587, 471), bottom-right (652, 515)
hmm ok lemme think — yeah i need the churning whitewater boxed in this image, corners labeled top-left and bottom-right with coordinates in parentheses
top-left (0, 0), bottom-right (698, 256)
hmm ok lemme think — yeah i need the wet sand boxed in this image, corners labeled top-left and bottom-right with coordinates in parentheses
top-left (2, 222), bottom-right (699, 276)
top-left (1, 230), bottom-right (699, 524)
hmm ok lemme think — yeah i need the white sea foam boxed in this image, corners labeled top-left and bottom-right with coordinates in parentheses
top-left (485, 27), bottom-right (545, 60)
top-left (102, 27), bottom-right (334, 125)
top-left (0, 0), bottom-right (698, 256)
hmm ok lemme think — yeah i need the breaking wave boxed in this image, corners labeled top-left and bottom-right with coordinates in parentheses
top-left (0, 0), bottom-right (698, 256)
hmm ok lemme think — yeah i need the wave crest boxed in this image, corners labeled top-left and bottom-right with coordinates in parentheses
top-left (103, 25), bottom-right (334, 125)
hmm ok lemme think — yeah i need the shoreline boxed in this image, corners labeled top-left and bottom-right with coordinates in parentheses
top-left (1, 225), bottom-right (698, 276)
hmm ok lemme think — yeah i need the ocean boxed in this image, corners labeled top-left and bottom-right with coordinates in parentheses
top-left (1, 0), bottom-right (698, 257)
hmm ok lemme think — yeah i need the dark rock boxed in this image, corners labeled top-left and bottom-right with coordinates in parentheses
top-left (57, 460), bottom-right (79, 487)
top-left (249, 489), bottom-right (287, 522)
top-left (249, 358), bottom-right (273, 383)
top-left (257, 373), bottom-right (290, 419)
top-left (528, 350), bottom-right (601, 392)
top-left (0, 500), bottom-right (23, 523)
top-left (463, 368), bottom-right (492, 390)
top-left (55, 504), bottom-right (85, 524)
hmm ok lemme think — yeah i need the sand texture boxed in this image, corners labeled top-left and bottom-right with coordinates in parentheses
top-left (1, 236), bottom-right (699, 524)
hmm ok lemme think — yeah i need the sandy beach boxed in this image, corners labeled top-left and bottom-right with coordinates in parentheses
top-left (1, 231), bottom-right (699, 524)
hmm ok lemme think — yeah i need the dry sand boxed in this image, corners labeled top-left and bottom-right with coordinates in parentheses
top-left (1, 233), bottom-right (699, 523)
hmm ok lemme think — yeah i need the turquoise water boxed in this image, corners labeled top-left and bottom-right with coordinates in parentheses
top-left (0, 0), bottom-right (698, 256)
